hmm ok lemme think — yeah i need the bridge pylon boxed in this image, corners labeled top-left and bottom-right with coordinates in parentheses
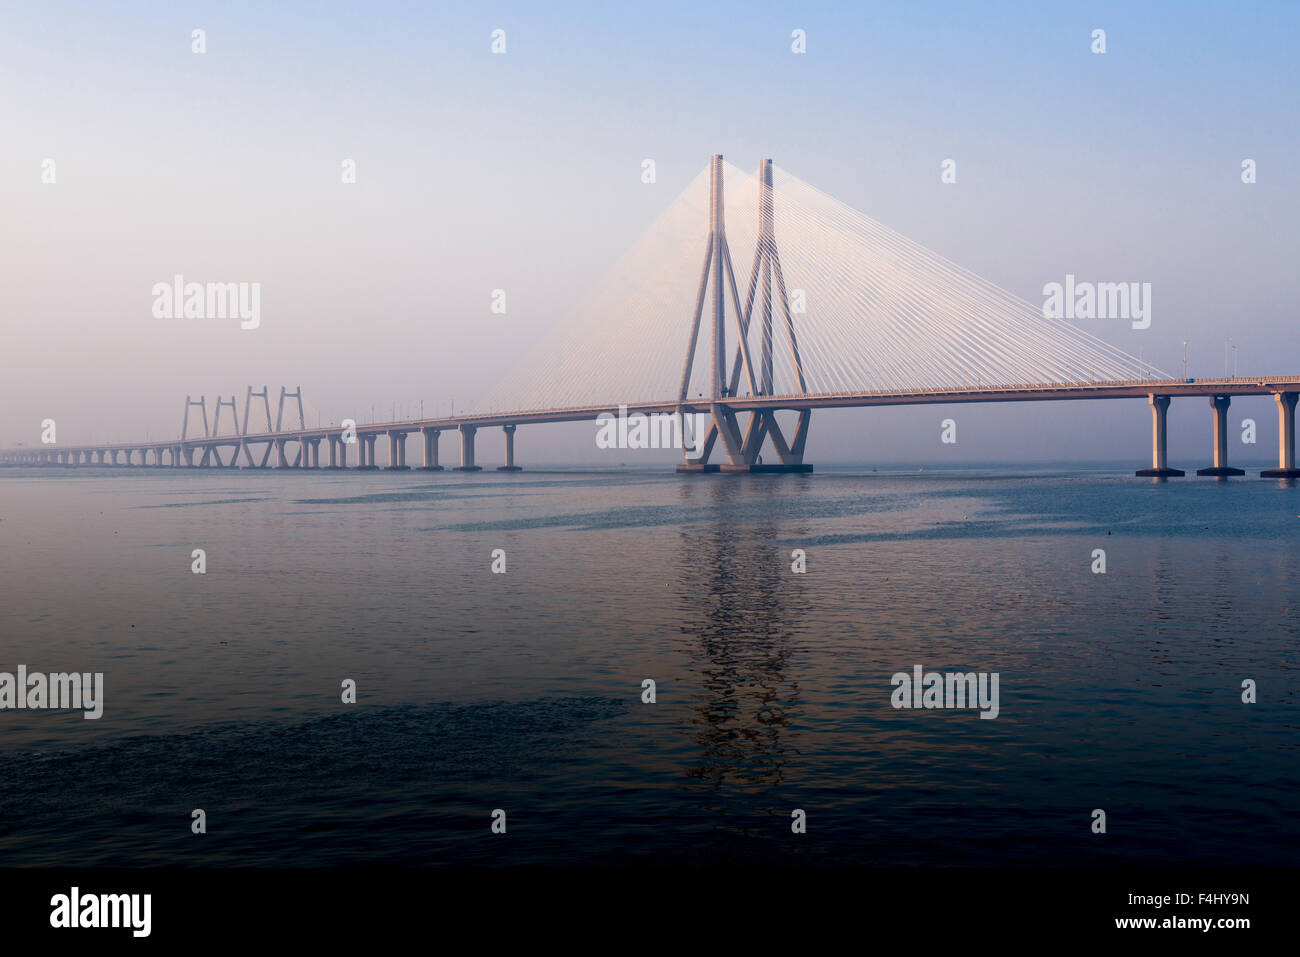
top-left (240, 386), bottom-right (275, 467)
top-left (180, 395), bottom-right (209, 441)
top-left (677, 155), bottom-right (812, 473)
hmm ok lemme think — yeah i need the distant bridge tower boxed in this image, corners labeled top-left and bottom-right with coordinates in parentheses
top-left (180, 395), bottom-right (209, 441)
top-left (243, 386), bottom-right (274, 436)
top-left (678, 155), bottom-right (812, 472)
top-left (212, 395), bottom-right (239, 436)
top-left (276, 386), bottom-right (305, 432)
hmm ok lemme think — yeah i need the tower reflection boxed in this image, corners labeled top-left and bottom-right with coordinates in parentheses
top-left (673, 478), bottom-right (811, 793)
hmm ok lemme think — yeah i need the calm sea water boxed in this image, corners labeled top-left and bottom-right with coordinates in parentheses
top-left (0, 465), bottom-right (1296, 867)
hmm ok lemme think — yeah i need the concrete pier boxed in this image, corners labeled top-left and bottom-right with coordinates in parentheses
top-left (1262, 391), bottom-right (1300, 478)
top-left (1136, 394), bottom-right (1185, 476)
top-left (357, 434), bottom-right (378, 470)
top-left (1196, 394), bottom-right (1245, 476)
top-left (455, 425), bottom-right (481, 471)
top-left (386, 431), bottom-right (410, 470)
top-left (497, 424), bottom-right (522, 471)
top-left (419, 427), bottom-right (444, 471)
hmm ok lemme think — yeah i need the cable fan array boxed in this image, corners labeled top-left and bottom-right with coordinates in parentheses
top-left (482, 160), bottom-right (1167, 413)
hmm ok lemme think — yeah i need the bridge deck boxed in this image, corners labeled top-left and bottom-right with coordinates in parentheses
top-left (4, 376), bottom-right (1300, 456)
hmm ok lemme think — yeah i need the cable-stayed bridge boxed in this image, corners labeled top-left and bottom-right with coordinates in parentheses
top-left (3, 155), bottom-right (1298, 478)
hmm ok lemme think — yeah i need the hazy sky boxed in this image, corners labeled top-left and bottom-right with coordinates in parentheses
top-left (2, 0), bottom-right (1297, 464)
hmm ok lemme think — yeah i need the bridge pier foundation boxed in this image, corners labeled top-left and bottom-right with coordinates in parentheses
top-left (1196, 394), bottom-right (1245, 476)
top-left (386, 431), bottom-right (410, 470)
top-left (678, 409), bottom-right (813, 473)
top-left (1137, 394), bottom-right (1185, 476)
top-left (1261, 391), bottom-right (1300, 478)
top-left (356, 434), bottom-right (378, 470)
top-left (455, 425), bottom-right (481, 471)
top-left (419, 427), bottom-right (444, 470)
top-left (497, 424), bottom-right (522, 471)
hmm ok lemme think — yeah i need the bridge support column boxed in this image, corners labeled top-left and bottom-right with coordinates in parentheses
top-left (1137, 394), bottom-right (1184, 477)
top-left (679, 408), bottom-right (814, 473)
top-left (1262, 391), bottom-right (1300, 478)
top-left (327, 436), bottom-right (339, 469)
top-left (275, 439), bottom-right (289, 468)
top-left (419, 428), bottom-right (443, 470)
top-left (357, 434), bottom-right (378, 470)
top-left (455, 426), bottom-right (481, 471)
top-left (497, 425), bottom-right (522, 471)
top-left (386, 431), bottom-right (410, 470)
top-left (1197, 394), bottom-right (1245, 476)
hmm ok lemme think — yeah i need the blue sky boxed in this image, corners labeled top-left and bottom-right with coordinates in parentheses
top-left (1, 1), bottom-right (1297, 461)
